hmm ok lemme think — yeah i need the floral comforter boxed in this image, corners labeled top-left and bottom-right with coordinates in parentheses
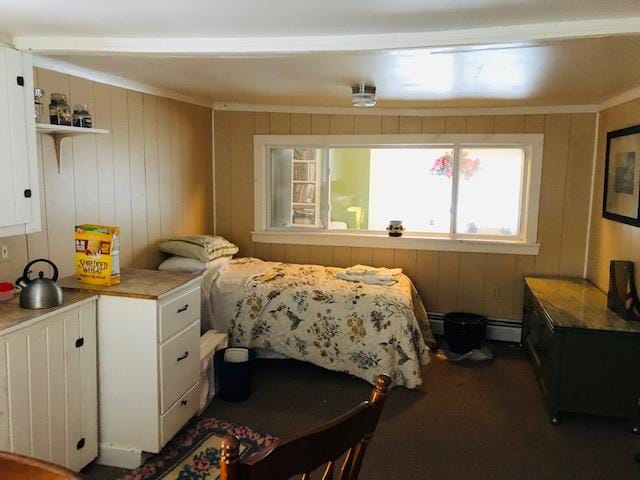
top-left (226, 259), bottom-right (434, 388)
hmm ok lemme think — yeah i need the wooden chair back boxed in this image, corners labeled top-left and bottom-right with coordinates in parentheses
top-left (220, 374), bottom-right (391, 480)
top-left (0, 451), bottom-right (83, 479)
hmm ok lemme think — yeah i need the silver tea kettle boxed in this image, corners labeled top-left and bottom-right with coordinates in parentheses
top-left (15, 259), bottom-right (63, 309)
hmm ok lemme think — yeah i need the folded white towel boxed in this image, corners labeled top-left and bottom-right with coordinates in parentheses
top-left (336, 267), bottom-right (400, 286)
top-left (345, 265), bottom-right (402, 277)
top-left (362, 276), bottom-right (397, 286)
top-left (336, 272), bottom-right (359, 282)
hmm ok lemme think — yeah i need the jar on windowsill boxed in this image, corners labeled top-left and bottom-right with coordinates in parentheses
top-left (73, 104), bottom-right (92, 128)
top-left (49, 93), bottom-right (72, 126)
top-left (387, 220), bottom-right (405, 237)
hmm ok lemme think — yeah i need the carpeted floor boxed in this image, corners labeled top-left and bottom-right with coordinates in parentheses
top-left (84, 342), bottom-right (640, 479)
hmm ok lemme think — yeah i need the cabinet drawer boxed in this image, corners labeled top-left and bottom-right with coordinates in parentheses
top-left (524, 306), bottom-right (555, 395)
top-left (160, 382), bottom-right (200, 447)
top-left (160, 321), bottom-right (200, 413)
top-left (160, 287), bottom-right (200, 342)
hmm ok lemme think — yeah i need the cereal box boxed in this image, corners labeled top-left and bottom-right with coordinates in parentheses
top-left (75, 224), bottom-right (120, 286)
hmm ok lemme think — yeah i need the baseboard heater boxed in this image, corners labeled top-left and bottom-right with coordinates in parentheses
top-left (427, 312), bottom-right (522, 343)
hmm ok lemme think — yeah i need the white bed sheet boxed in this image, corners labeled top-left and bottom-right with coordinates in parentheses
top-left (202, 257), bottom-right (275, 332)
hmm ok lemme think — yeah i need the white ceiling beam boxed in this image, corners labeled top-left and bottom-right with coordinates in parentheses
top-left (599, 85), bottom-right (640, 111)
top-left (12, 17), bottom-right (640, 55)
top-left (212, 102), bottom-right (599, 116)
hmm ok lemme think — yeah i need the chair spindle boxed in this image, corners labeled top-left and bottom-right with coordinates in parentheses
top-left (337, 448), bottom-right (354, 480)
top-left (321, 460), bottom-right (335, 479)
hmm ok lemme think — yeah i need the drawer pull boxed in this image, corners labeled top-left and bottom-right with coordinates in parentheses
top-left (181, 399), bottom-right (188, 406)
top-left (177, 351), bottom-right (189, 362)
top-left (177, 304), bottom-right (189, 313)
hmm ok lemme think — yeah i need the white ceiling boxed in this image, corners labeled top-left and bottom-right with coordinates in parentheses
top-left (2, 0), bottom-right (640, 108)
top-left (1, 0), bottom-right (639, 37)
top-left (47, 36), bottom-right (640, 107)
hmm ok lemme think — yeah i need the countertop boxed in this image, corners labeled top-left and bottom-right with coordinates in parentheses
top-left (525, 276), bottom-right (640, 333)
top-left (59, 268), bottom-right (200, 300)
top-left (0, 290), bottom-right (98, 335)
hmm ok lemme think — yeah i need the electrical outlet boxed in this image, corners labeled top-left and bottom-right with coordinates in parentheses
top-left (491, 287), bottom-right (501, 300)
top-left (0, 244), bottom-right (8, 263)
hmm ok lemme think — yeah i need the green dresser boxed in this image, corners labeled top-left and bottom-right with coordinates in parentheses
top-left (523, 276), bottom-right (640, 432)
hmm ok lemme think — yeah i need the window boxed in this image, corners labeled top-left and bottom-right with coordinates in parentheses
top-left (254, 134), bottom-right (543, 255)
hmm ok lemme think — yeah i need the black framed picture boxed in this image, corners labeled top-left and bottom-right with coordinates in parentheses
top-left (603, 124), bottom-right (640, 226)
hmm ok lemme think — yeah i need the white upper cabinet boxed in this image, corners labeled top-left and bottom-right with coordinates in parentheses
top-left (0, 46), bottom-right (40, 237)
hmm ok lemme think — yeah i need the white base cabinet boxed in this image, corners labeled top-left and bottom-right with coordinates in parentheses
top-left (0, 298), bottom-right (98, 472)
top-left (95, 277), bottom-right (202, 468)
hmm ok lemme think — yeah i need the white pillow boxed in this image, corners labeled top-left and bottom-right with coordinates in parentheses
top-left (158, 256), bottom-right (207, 273)
top-left (158, 256), bottom-right (231, 274)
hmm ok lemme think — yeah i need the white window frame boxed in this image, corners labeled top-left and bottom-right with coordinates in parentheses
top-left (253, 134), bottom-right (543, 255)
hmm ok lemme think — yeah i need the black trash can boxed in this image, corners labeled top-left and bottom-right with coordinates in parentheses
top-left (443, 312), bottom-right (488, 354)
top-left (215, 347), bottom-right (257, 402)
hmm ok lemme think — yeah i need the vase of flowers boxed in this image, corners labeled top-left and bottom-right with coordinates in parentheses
top-left (430, 151), bottom-right (480, 179)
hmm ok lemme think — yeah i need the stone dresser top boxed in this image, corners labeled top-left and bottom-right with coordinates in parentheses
top-left (0, 290), bottom-right (97, 336)
top-left (525, 276), bottom-right (640, 334)
top-left (59, 268), bottom-right (200, 300)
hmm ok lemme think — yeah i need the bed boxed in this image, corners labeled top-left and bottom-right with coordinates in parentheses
top-left (201, 257), bottom-right (435, 389)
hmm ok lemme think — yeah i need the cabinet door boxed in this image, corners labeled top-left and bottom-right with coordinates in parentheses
top-left (0, 302), bottom-right (97, 471)
top-left (64, 302), bottom-right (98, 471)
top-left (0, 47), bottom-right (39, 233)
top-left (0, 46), bottom-right (19, 228)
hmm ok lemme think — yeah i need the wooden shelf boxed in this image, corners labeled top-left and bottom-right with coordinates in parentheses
top-left (36, 123), bottom-right (110, 172)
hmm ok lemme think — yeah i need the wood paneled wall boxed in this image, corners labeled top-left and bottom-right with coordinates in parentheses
top-left (0, 68), bottom-right (213, 281)
top-left (587, 98), bottom-right (640, 291)
top-left (214, 110), bottom-right (596, 320)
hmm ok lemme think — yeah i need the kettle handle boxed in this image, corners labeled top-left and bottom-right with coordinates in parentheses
top-left (20, 258), bottom-right (59, 283)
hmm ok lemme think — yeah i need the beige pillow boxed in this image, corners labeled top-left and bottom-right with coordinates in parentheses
top-left (158, 255), bottom-right (231, 273)
top-left (158, 235), bottom-right (239, 262)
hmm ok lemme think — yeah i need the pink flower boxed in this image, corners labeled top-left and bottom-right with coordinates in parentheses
top-left (431, 152), bottom-right (481, 180)
top-left (193, 456), bottom-right (211, 472)
top-left (430, 153), bottom-right (454, 178)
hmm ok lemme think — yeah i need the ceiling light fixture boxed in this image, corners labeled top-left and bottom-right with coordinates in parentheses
top-left (352, 84), bottom-right (376, 107)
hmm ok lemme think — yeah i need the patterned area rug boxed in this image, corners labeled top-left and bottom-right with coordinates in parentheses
top-left (122, 417), bottom-right (278, 480)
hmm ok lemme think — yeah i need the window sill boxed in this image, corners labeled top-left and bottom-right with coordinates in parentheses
top-left (251, 231), bottom-right (540, 255)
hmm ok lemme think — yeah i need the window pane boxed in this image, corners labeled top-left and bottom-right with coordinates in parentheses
top-left (268, 145), bottom-right (526, 236)
top-left (270, 148), bottom-right (293, 228)
top-left (369, 148), bottom-right (453, 232)
top-left (270, 148), bottom-right (326, 228)
top-left (455, 148), bottom-right (525, 236)
top-left (329, 149), bottom-right (371, 229)
top-left (329, 148), bottom-right (453, 232)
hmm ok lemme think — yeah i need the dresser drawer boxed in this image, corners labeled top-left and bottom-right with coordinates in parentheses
top-left (160, 382), bottom-right (200, 447)
top-left (160, 321), bottom-right (200, 413)
top-left (524, 305), bottom-right (556, 397)
top-left (159, 286), bottom-right (200, 342)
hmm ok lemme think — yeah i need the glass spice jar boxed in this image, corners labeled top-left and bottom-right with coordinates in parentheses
top-left (73, 104), bottom-right (92, 128)
top-left (49, 93), bottom-right (71, 126)
top-left (34, 88), bottom-right (45, 122)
